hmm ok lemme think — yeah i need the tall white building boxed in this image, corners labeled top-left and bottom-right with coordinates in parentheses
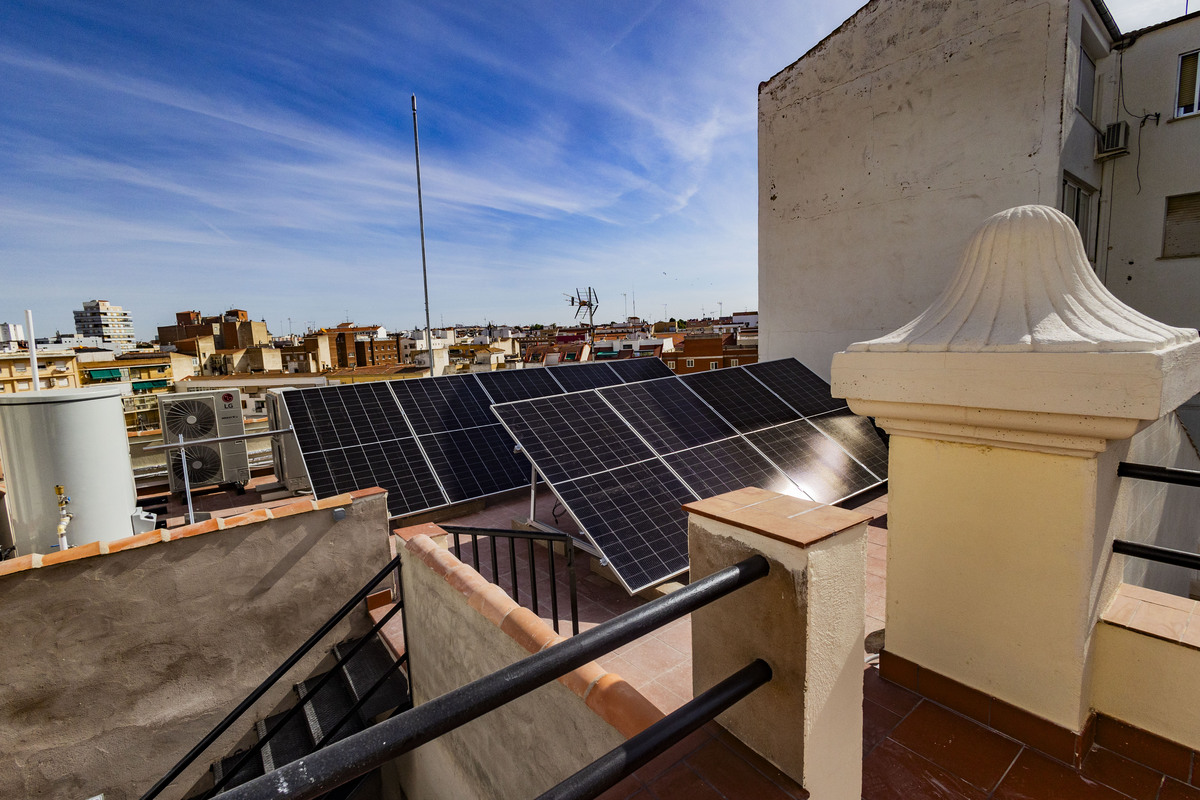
top-left (0, 322), bottom-right (24, 353)
top-left (73, 300), bottom-right (136, 349)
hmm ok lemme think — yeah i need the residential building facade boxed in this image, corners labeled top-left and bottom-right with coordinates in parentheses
top-left (0, 351), bottom-right (80, 394)
top-left (759, 0), bottom-right (1200, 378)
top-left (72, 300), bottom-right (136, 349)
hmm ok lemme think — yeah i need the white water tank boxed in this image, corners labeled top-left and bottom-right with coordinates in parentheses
top-left (0, 386), bottom-right (140, 555)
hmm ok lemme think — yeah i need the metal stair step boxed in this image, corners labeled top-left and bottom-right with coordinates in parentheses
top-left (332, 636), bottom-right (411, 721)
top-left (296, 672), bottom-right (365, 747)
top-left (212, 748), bottom-right (264, 791)
top-left (256, 709), bottom-right (315, 772)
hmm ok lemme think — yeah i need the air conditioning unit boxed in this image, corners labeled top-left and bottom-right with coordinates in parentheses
top-left (159, 389), bottom-right (250, 492)
top-left (1096, 121), bottom-right (1130, 158)
top-left (266, 389), bottom-right (311, 493)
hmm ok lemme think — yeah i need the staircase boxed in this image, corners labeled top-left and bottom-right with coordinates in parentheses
top-left (188, 633), bottom-right (411, 799)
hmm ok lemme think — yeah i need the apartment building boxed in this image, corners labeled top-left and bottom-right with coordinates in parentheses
top-left (72, 300), bottom-right (136, 349)
top-left (0, 351), bottom-right (80, 394)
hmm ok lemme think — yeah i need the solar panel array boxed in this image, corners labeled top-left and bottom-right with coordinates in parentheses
top-left (282, 359), bottom-right (674, 518)
top-left (493, 358), bottom-right (887, 592)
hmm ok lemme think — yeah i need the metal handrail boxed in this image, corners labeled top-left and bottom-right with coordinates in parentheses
top-left (1113, 539), bottom-right (1200, 570)
top-left (141, 554), bottom-right (403, 800)
top-left (536, 659), bottom-right (773, 800)
top-left (218, 554), bottom-right (770, 800)
top-left (442, 525), bottom-right (580, 635)
top-left (1117, 462), bottom-right (1200, 487)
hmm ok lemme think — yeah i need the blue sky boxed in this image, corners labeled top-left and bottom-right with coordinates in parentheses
top-left (0, 0), bottom-right (1187, 340)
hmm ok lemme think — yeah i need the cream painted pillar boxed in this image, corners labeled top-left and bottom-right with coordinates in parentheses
top-left (686, 486), bottom-right (869, 799)
top-left (832, 205), bottom-right (1200, 733)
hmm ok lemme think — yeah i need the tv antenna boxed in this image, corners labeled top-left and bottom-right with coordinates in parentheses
top-left (565, 287), bottom-right (599, 338)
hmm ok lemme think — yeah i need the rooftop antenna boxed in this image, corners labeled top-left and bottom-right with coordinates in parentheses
top-left (412, 94), bottom-right (434, 378)
top-left (565, 287), bottom-right (599, 340)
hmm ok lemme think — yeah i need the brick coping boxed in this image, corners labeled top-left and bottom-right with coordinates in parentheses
top-left (0, 487), bottom-right (386, 579)
top-left (1102, 582), bottom-right (1200, 650)
top-left (394, 523), bottom-right (665, 739)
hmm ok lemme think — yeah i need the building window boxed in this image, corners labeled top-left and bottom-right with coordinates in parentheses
top-left (685, 358), bottom-right (695, 368)
top-left (14, 362), bottom-right (26, 373)
top-left (1077, 48), bottom-right (1096, 120)
top-left (1163, 192), bottom-right (1200, 258)
top-left (1062, 175), bottom-right (1097, 260)
top-left (1178, 50), bottom-right (1198, 118)
top-left (709, 360), bottom-right (719, 370)
top-left (667, 361), bottom-right (676, 370)
top-left (730, 359), bottom-right (739, 367)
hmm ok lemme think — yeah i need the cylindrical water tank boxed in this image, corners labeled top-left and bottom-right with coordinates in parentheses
top-left (0, 386), bottom-right (139, 555)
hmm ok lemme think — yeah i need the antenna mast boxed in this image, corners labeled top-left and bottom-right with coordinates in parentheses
top-left (412, 94), bottom-right (434, 378)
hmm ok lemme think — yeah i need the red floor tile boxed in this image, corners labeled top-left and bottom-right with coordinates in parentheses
top-left (684, 739), bottom-right (798, 800)
top-left (1161, 778), bottom-right (1200, 799)
top-left (992, 749), bottom-right (1127, 800)
top-left (646, 763), bottom-right (724, 800)
top-left (889, 701), bottom-right (1021, 793)
top-left (863, 668), bottom-right (921, 717)
top-left (1080, 746), bottom-right (1164, 800)
top-left (862, 739), bottom-right (987, 800)
top-left (864, 698), bottom-right (902, 755)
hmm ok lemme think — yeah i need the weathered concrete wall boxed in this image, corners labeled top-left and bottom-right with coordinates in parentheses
top-left (759, 0), bottom-right (1070, 378)
top-left (396, 534), bottom-right (629, 800)
top-left (0, 491), bottom-right (391, 800)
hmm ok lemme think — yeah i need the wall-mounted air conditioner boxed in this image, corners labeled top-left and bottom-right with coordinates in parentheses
top-left (1096, 121), bottom-right (1129, 158)
top-left (159, 389), bottom-right (250, 492)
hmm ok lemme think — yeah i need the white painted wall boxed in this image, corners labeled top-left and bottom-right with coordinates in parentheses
top-left (1101, 16), bottom-right (1200, 328)
top-left (759, 0), bottom-right (1070, 379)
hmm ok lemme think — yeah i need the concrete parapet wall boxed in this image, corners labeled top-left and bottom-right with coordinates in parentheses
top-left (0, 489), bottom-right (391, 800)
top-left (394, 525), bottom-right (658, 800)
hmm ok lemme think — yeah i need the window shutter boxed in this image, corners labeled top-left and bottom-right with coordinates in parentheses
top-left (1180, 52), bottom-right (1198, 115)
top-left (1164, 193), bottom-right (1200, 258)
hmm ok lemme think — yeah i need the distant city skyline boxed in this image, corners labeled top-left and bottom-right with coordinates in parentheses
top-left (0, 0), bottom-right (1186, 340)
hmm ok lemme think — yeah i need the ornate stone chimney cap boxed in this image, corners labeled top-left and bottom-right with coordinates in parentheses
top-left (847, 205), bottom-right (1197, 353)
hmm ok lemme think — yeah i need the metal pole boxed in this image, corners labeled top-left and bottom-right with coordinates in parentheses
top-left (24, 310), bottom-right (39, 391)
top-left (412, 94), bottom-right (434, 379)
top-left (529, 463), bottom-right (537, 522)
top-left (179, 434), bottom-right (195, 525)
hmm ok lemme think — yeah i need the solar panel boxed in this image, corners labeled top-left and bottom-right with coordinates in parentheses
top-left (744, 359), bottom-right (846, 416)
top-left (607, 358), bottom-right (673, 383)
top-left (664, 437), bottom-right (805, 501)
top-left (547, 362), bottom-right (623, 393)
top-left (284, 384), bottom-right (409, 451)
top-left (745, 421), bottom-right (878, 504)
top-left (553, 461), bottom-right (694, 593)
top-left (492, 393), bottom-right (656, 484)
top-left (419, 425), bottom-right (532, 502)
top-left (807, 409), bottom-right (889, 480)
top-left (475, 368), bottom-right (565, 404)
top-left (598, 377), bottom-right (736, 454)
top-left (389, 374), bottom-right (495, 435)
top-left (305, 439), bottom-right (447, 517)
top-left (680, 368), bottom-right (801, 433)
top-left (496, 358), bottom-right (887, 592)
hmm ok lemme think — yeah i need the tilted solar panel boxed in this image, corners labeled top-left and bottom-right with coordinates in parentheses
top-left (743, 359), bottom-right (846, 417)
top-left (390, 374), bottom-right (495, 435)
top-left (597, 377), bottom-right (736, 455)
top-left (546, 362), bottom-right (623, 393)
top-left (680, 368), bottom-right (801, 433)
top-left (607, 358), bottom-right (673, 383)
top-left (663, 437), bottom-right (804, 501)
top-left (554, 462), bottom-right (694, 592)
top-left (491, 392), bottom-right (656, 484)
top-left (476, 368), bottom-right (565, 404)
top-left (745, 420), bottom-right (879, 504)
top-left (419, 425), bottom-right (531, 502)
top-left (807, 409), bottom-right (889, 480)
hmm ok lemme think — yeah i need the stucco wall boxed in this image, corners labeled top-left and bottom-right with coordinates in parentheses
top-left (396, 537), bottom-right (628, 800)
top-left (1101, 15), bottom-right (1200, 327)
top-left (0, 491), bottom-right (391, 800)
top-left (759, 0), bottom-right (1070, 379)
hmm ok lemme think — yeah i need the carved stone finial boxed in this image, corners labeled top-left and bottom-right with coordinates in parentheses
top-left (847, 205), bottom-right (1198, 353)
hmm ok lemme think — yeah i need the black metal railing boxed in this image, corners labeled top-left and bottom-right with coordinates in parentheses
top-left (442, 525), bottom-right (580, 635)
top-left (1113, 539), bottom-right (1200, 570)
top-left (1117, 462), bottom-right (1200, 488)
top-left (217, 554), bottom-right (771, 800)
top-left (141, 555), bottom-right (406, 800)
